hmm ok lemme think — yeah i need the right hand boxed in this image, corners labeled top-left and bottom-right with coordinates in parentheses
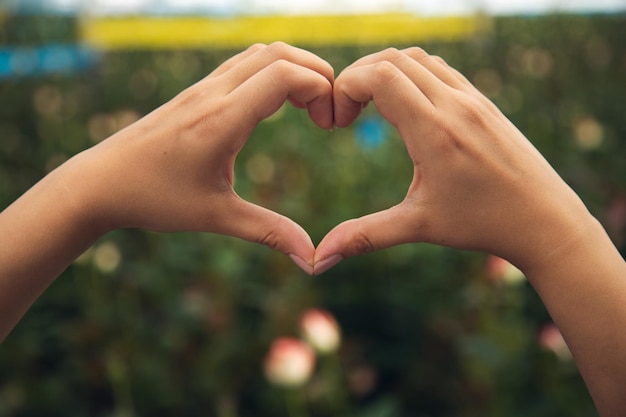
top-left (314, 47), bottom-right (594, 275)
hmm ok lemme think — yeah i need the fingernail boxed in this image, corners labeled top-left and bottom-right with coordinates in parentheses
top-left (289, 254), bottom-right (314, 276)
top-left (313, 254), bottom-right (343, 275)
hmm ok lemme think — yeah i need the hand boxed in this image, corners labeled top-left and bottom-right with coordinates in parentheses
top-left (314, 48), bottom-right (592, 274)
top-left (67, 42), bottom-right (334, 273)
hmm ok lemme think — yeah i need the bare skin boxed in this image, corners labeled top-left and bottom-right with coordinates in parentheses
top-left (1, 44), bottom-right (625, 416)
top-left (0, 42), bottom-right (333, 341)
top-left (313, 47), bottom-right (626, 417)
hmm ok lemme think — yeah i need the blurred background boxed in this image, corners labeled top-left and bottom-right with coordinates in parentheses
top-left (1, 0), bottom-right (625, 416)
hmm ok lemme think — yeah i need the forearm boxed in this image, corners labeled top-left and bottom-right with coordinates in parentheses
top-left (523, 216), bottom-right (626, 417)
top-left (0, 154), bottom-right (107, 342)
top-left (0, 43), bottom-right (335, 341)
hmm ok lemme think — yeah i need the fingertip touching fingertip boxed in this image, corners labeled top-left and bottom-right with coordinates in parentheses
top-left (312, 254), bottom-right (344, 275)
top-left (289, 254), bottom-right (314, 276)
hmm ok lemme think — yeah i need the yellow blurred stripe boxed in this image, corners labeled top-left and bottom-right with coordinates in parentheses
top-left (80, 14), bottom-right (489, 50)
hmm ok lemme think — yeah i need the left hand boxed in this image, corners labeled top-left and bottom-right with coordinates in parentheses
top-left (65, 42), bottom-right (335, 273)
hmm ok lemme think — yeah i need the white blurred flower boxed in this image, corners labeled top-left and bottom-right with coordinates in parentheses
top-left (93, 241), bottom-right (121, 273)
top-left (264, 338), bottom-right (315, 387)
top-left (574, 115), bottom-right (604, 150)
top-left (300, 309), bottom-right (341, 354)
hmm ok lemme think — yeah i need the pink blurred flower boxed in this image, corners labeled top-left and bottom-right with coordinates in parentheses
top-left (538, 323), bottom-right (572, 361)
top-left (300, 309), bottom-right (341, 354)
top-left (486, 255), bottom-right (525, 285)
top-left (264, 338), bottom-right (316, 387)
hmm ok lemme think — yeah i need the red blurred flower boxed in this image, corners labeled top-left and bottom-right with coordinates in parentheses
top-left (264, 338), bottom-right (316, 387)
top-left (300, 309), bottom-right (341, 354)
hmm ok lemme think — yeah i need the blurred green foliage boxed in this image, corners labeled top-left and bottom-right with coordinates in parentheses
top-left (1, 13), bottom-right (626, 417)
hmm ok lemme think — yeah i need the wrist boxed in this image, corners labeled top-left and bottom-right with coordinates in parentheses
top-left (493, 176), bottom-right (602, 277)
top-left (54, 147), bottom-right (119, 238)
top-left (518, 209), bottom-right (613, 285)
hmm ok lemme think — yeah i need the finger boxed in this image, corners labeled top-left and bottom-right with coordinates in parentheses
top-left (206, 43), bottom-right (267, 79)
top-left (427, 55), bottom-right (494, 99)
top-left (401, 48), bottom-right (469, 91)
top-left (428, 55), bottom-right (516, 122)
top-left (341, 47), bottom-right (433, 73)
top-left (420, 54), bottom-right (508, 117)
top-left (427, 55), bottom-right (484, 95)
top-left (216, 196), bottom-right (316, 275)
top-left (216, 42), bottom-right (334, 94)
top-left (229, 59), bottom-right (334, 130)
top-left (341, 48), bottom-right (457, 105)
top-left (429, 55), bottom-right (470, 84)
top-left (337, 47), bottom-right (410, 72)
top-left (333, 61), bottom-right (431, 130)
top-left (313, 203), bottom-right (420, 275)
top-left (384, 52), bottom-right (455, 104)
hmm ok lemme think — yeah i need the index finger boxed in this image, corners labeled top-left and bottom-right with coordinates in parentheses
top-left (333, 60), bottom-right (432, 129)
top-left (229, 59), bottom-right (334, 130)
top-left (205, 43), bottom-right (267, 79)
top-left (210, 42), bottom-right (335, 94)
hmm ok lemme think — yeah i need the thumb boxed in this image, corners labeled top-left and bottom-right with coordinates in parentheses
top-left (217, 196), bottom-right (316, 275)
top-left (313, 203), bottom-right (421, 275)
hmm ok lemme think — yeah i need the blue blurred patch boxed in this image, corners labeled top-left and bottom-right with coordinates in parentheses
top-left (0, 45), bottom-right (100, 79)
top-left (355, 116), bottom-right (388, 150)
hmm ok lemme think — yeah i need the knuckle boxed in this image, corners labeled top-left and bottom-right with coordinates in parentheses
top-left (267, 59), bottom-right (293, 78)
top-left (381, 47), bottom-right (401, 57)
top-left (247, 43), bottom-right (267, 52)
top-left (431, 94), bottom-right (492, 154)
top-left (405, 46), bottom-right (429, 61)
top-left (351, 229), bottom-right (376, 256)
top-left (173, 86), bottom-right (200, 105)
top-left (172, 84), bottom-right (220, 117)
top-left (379, 47), bottom-right (404, 63)
top-left (372, 61), bottom-right (400, 82)
top-left (433, 130), bottom-right (463, 156)
top-left (428, 109), bottom-right (464, 154)
top-left (259, 229), bottom-right (280, 251)
top-left (257, 214), bottom-right (285, 252)
top-left (455, 94), bottom-right (487, 124)
top-left (431, 55), bottom-right (447, 65)
top-left (266, 41), bottom-right (290, 55)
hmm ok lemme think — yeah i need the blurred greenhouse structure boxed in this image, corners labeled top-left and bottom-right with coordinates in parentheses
top-left (1, 2), bottom-right (625, 416)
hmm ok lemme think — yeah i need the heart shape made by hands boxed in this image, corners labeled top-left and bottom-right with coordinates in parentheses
top-left (212, 45), bottom-right (549, 279)
top-left (241, 105), bottom-right (407, 276)
top-left (227, 51), bottom-right (426, 276)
